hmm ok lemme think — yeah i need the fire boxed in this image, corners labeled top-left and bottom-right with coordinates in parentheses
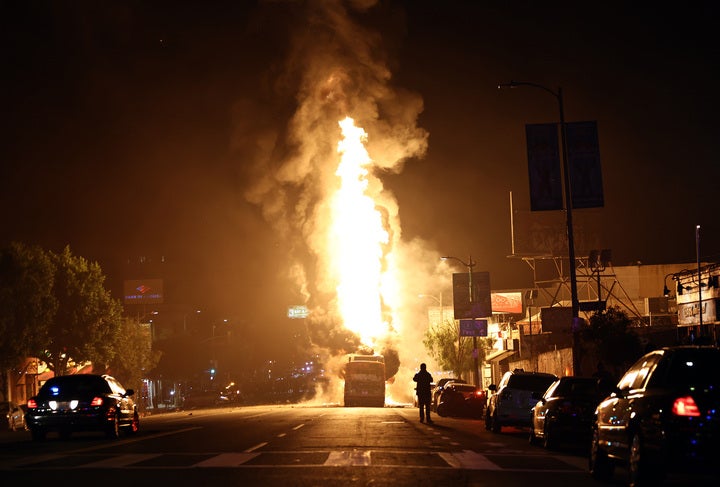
top-left (330, 117), bottom-right (388, 347)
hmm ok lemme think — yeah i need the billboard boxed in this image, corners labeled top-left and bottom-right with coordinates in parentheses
top-left (452, 271), bottom-right (491, 319)
top-left (491, 292), bottom-right (523, 314)
top-left (566, 121), bottom-right (604, 209)
top-left (526, 123), bottom-right (563, 211)
top-left (123, 279), bottom-right (164, 305)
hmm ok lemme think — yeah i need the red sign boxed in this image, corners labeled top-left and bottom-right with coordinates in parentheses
top-left (491, 292), bottom-right (523, 314)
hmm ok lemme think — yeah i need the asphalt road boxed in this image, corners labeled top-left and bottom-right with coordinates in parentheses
top-left (0, 405), bottom-right (713, 486)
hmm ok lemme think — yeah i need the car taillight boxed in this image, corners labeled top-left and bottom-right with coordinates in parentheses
top-left (27, 398), bottom-right (38, 409)
top-left (672, 396), bottom-right (700, 417)
top-left (90, 396), bottom-right (104, 407)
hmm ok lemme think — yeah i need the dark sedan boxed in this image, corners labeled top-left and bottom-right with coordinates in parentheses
top-left (25, 374), bottom-right (139, 440)
top-left (529, 376), bottom-right (602, 449)
top-left (590, 346), bottom-right (720, 485)
top-left (436, 383), bottom-right (486, 418)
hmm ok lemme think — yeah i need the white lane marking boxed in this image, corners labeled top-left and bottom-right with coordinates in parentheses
top-left (324, 450), bottom-right (371, 466)
top-left (79, 454), bottom-right (162, 468)
top-left (292, 424), bottom-right (305, 430)
top-left (440, 450), bottom-right (503, 470)
top-left (245, 442), bottom-right (268, 452)
top-left (277, 433), bottom-right (287, 437)
top-left (195, 452), bottom-right (260, 467)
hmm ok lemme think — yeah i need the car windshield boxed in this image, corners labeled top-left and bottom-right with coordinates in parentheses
top-left (507, 374), bottom-right (556, 392)
top-left (39, 375), bottom-right (111, 397)
top-left (552, 378), bottom-right (598, 397)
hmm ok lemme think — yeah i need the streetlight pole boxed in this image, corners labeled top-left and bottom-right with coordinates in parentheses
top-left (441, 255), bottom-right (480, 386)
top-left (498, 80), bottom-right (580, 374)
top-left (696, 225), bottom-right (703, 334)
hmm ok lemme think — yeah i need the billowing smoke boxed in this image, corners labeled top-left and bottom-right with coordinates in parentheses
top-left (239, 0), bottom-right (447, 404)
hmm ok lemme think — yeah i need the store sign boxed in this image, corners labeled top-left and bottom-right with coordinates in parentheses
top-left (123, 279), bottom-right (164, 305)
top-left (678, 298), bottom-right (718, 326)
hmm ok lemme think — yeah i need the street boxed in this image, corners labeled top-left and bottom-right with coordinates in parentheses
top-left (0, 405), bottom-right (712, 486)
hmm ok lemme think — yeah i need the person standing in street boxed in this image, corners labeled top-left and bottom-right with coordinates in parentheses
top-left (413, 363), bottom-right (434, 424)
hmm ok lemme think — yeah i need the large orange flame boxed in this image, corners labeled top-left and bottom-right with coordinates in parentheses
top-left (330, 117), bottom-right (389, 347)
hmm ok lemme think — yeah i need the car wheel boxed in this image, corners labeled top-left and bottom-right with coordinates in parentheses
top-left (127, 411), bottom-right (140, 434)
top-left (106, 413), bottom-right (120, 439)
top-left (589, 428), bottom-right (613, 481)
top-left (529, 426), bottom-right (539, 445)
top-left (30, 427), bottom-right (46, 442)
top-left (628, 432), bottom-right (661, 486)
top-left (436, 402), bottom-right (448, 417)
top-left (491, 413), bottom-right (501, 433)
top-left (542, 423), bottom-right (555, 450)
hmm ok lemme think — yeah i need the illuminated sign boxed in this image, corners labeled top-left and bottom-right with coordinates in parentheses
top-left (123, 279), bottom-right (164, 305)
top-left (491, 292), bottom-right (523, 314)
top-left (287, 305), bottom-right (309, 319)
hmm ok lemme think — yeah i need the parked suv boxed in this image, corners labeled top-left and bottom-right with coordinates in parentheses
top-left (25, 374), bottom-right (139, 441)
top-left (485, 369), bottom-right (558, 433)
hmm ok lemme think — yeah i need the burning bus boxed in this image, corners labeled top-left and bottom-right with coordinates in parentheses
top-left (343, 354), bottom-right (385, 407)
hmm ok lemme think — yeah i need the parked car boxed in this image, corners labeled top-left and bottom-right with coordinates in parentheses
top-left (1, 401), bottom-right (27, 431)
top-left (25, 374), bottom-right (139, 441)
top-left (590, 346), bottom-right (720, 485)
top-left (529, 376), bottom-right (603, 449)
top-left (431, 378), bottom-right (467, 411)
top-left (436, 382), bottom-right (486, 418)
top-left (485, 369), bottom-right (558, 433)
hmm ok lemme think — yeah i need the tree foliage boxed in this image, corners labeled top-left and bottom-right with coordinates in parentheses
top-left (108, 316), bottom-right (161, 393)
top-left (0, 242), bottom-right (57, 394)
top-left (578, 306), bottom-right (644, 379)
top-left (423, 317), bottom-right (495, 380)
top-left (40, 246), bottom-right (124, 375)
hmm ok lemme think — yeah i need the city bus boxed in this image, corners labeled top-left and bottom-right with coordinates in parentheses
top-left (343, 354), bottom-right (385, 407)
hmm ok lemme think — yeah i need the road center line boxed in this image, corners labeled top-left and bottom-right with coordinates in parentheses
top-left (245, 442), bottom-right (268, 452)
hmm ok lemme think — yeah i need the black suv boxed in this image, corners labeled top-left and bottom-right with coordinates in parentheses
top-left (25, 374), bottom-right (139, 440)
top-left (485, 369), bottom-right (557, 433)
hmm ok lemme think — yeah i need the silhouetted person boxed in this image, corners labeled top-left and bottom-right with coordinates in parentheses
top-left (413, 363), bottom-right (434, 424)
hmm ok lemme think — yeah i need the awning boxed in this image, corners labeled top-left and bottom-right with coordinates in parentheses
top-left (485, 349), bottom-right (516, 362)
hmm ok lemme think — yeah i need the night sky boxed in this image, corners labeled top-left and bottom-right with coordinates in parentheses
top-left (2, 1), bottom-right (719, 355)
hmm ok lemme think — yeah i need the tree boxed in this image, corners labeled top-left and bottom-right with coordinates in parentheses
top-left (0, 242), bottom-right (57, 398)
top-left (423, 318), bottom-right (494, 380)
top-left (40, 246), bottom-right (123, 375)
top-left (107, 316), bottom-right (161, 395)
top-left (578, 306), bottom-right (644, 380)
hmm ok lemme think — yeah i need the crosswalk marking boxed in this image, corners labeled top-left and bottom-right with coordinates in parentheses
top-left (442, 450), bottom-right (502, 470)
top-left (195, 453), bottom-right (260, 467)
top-left (80, 454), bottom-right (162, 468)
top-left (1, 450), bottom-right (586, 471)
top-left (324, 450), bottom-right (371, 466)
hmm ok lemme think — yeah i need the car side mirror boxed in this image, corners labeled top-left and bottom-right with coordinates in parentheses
top-left (488, 384), bottom-right (497, 392)
top-left (125, 389), bottom-right (135, 397)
